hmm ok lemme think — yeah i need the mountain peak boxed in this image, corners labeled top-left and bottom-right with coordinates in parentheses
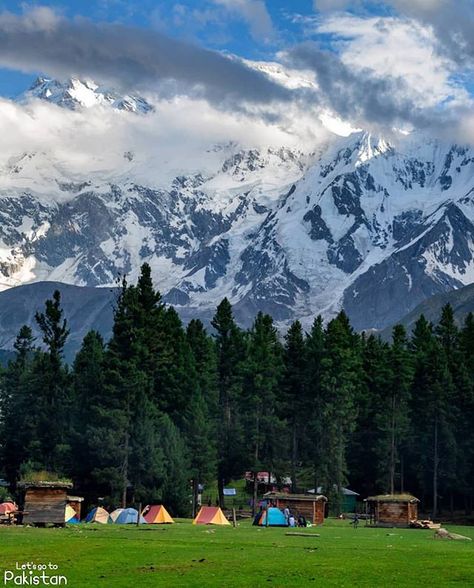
top-left (21, 76), bottom-right (154, 115)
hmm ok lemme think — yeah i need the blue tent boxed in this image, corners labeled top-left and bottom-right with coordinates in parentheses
top-left (254, 507), bottom-right (287, 527)
top-left (114, 508), bottom-right (147, 524)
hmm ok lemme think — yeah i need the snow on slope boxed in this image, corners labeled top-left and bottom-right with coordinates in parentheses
top-left (21, 77), bottom-right (154, 114)
top-left (0, 76), bottom-right (472, 330)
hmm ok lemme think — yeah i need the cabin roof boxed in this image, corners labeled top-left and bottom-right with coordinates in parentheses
top-left (264, 492), bottom-right (328, 502)
top-left (19, 481), bottom-right (73, 490)
top-left (365, 493), bottom-right (419, 503)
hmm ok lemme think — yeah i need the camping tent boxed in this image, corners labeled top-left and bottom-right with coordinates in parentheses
top-left (254, 507), bottom-right (287, 527)
top-left (109, 508), bottom-right (124, 523)
top-left (85, 507), bottom-right (110, 524)
top-left (143, 505), bottom-right (174, 524)
top-left (193, 506), bottom-right (230, 526)
top-left (65, 505), bottom-right (80, 524)
top-left (0, 502), bottom-right (17, 515)
top-left (114, 508), bottom-right (147, 524)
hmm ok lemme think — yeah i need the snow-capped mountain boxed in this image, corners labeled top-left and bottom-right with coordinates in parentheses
top-left (1, 78), bottom-right (474, 332)
top-left (21, 77), bottom-right (154, 114)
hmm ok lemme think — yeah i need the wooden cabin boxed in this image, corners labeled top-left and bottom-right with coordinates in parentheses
top-left (364, 494), bottom-right (419, 527)
top-left (263, 492), bottom-right (328, 525)
top-left (21, 482), bottom-right (72, 527)
top-left (66, 495), bottom-right (84, 520)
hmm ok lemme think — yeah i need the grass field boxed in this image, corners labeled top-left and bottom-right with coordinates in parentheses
top-left (1, 519), bottom-right (473, 587)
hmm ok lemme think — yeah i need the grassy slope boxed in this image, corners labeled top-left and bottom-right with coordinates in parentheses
top-left (0, 520), bottom-right (473, 587)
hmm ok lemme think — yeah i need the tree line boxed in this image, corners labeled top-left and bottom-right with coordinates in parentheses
top-left (0, 263), bottom-right (473, 517)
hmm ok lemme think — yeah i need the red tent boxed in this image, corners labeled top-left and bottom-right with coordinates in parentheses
top-left (0, 502), bottom-right (17, 515)
top-left (193, 506), bottom-right (230, 525)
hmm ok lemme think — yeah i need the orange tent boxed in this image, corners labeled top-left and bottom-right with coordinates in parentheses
top-left (142, 505), bottom-right (174, 524)
top-left (192, 506), bottom-right (231, 526)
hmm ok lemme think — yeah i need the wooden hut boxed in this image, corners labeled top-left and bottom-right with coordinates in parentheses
top-left (21, 482), bottom-right (72, 527)
top-left (263, 492), bottom-right (327, 525)
top-left (364, 494), bottom-right (419, 527)
top-left (66, 495), bottom-right (84, 520)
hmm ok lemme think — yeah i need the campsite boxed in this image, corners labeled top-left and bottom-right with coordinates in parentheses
top-left (1, 519), bottom-right (473, 587)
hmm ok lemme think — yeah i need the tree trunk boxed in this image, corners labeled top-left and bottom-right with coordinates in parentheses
top-left (291, 425), bottom-right (297, 493)
top-left (252, 414), bottom-right (260, 516)
top-left (433, 416), bottom-right (439, 518)
top-left (121, 431), bottom-right (129, 508)
top-left (389, 394), bottom-right (396, 494)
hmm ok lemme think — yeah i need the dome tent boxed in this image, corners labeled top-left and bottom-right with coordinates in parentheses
top-left (84, 507), bottom-right (110, 524)
top-left (114, 507), bottom-right (147, 524)
top-left (254, 507), bottom-right (287, 527)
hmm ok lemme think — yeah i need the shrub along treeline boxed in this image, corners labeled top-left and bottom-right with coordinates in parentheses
top-left (0, 263), bottom-right (474, 517)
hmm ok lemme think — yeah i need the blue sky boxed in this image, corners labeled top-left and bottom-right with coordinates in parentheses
top-left (0, 0), bottom-right (471, 138)
top-left (0, 0), bottom-right (393, 97)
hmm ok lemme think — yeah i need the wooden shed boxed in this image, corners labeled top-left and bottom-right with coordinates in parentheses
top-left (264, 492), bottom-right (328, 525)
top-left (364, 494), bottom-right (419, 527)
top-left (21, 482), bottom-right (72, 527)
top-left (67, 495), bottom-right (84, 520)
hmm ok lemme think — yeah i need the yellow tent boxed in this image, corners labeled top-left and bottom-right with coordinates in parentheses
top-left (142, 505), bottom-right (174, 524)
top-left (85, 506), bottom-right (110, 524)
top-left (193, 506), bottom-right (231, 526)
top-left (65, 505), bottom-right (79, 523)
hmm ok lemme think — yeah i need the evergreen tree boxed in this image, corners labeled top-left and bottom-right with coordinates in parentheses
top-left (318, 312), bottom-right (361, 512)
top-left (282, 320), bottom-right (307, 492)
top-left (70, 331), bottom-right (107, 495)
top-left (376, 326), bottom-right (412, 494)
top-left (0, 326), bottom-right (36, 486)
top-left (411, 317), bottom-right (456, 516)
top-left (159, 414), bottom-right (190, 516)
top-left (211, 298), bottom-right (246, 506)
top-left (242, 312), bottom-right (284, 512)
top-left (33, 290), bottom-right (71, 472)
top-left (183, 390), bottom-right (217, 516)
top-left (305, 316), bottom-right (326, 492)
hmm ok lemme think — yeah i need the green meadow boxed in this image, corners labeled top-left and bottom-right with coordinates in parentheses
top-left (1, 520), bottom-right (473, 587)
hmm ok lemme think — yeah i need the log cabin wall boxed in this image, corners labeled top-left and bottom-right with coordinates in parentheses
top-left (23, 487), bottom-right (68, 525)
top-left (274, 498), bottom-right (325, 525)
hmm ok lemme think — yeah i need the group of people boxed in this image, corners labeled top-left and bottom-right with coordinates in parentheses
top-left (284, 507), bottom-right (308, 528)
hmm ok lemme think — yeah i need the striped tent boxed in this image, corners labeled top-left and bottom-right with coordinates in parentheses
top-left (192, 506), bottom-right (230, 526)
top-left (142, 505), bottom-right (174, 524)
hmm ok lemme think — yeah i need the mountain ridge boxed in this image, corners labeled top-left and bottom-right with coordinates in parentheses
top-left (0, 77), bottom-right (472, 331)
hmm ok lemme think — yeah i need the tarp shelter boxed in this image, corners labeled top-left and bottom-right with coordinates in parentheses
top-left (143, 505), bottom-right (174, 524)
top-left (0, 502), bottom-right (17, 515)
top-left (114, 508), bottom-right (147, 524)
top-left (109, 508), bottom-right (124, 523)
top-left (254, 507), bottom-right (287, 527)
top-left (193, 506), bottom-right (230, 526)
top-left (65, 505), bottom-right (79, 524)
top-left (85, 507), bottom-right (110, 524)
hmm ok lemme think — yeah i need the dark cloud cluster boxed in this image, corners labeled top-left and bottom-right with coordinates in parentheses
top-left (286, 43), bottom-right (436, 131)
top-left (0, 8), bottom-right (290, 108)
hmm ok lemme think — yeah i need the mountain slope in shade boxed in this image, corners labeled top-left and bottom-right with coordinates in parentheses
top-left (0, 282), bottom-right (116, 360)
top-left (380, 281), bottom-right (474, 339)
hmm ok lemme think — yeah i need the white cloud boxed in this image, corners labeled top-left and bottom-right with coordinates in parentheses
top-left (316, 15), bottom-right (469, 110)
top-left (212, 0), bottom-right (274, 41)
top-left (0, 93), bottom-right (328, 193)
